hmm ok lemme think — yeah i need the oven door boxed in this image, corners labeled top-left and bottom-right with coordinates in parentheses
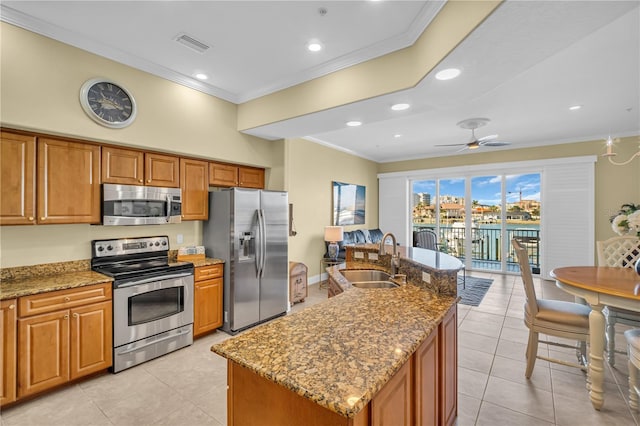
top-left (113, 272), bottom-right (194, 347)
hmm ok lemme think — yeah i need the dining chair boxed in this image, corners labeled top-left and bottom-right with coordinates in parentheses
top-left (596, 235), bottom-right (640, 366)
top-left (512, 239), bottom-right (591, 378)
top-left (625, 328), bottom-right (640, 411)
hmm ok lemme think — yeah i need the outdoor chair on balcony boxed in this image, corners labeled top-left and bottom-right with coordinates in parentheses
top-left (596, 235), bottom-right (640, 366)
top-left (414, 229), bottom-right (438, 250)
top-left (512, 239), bottom-right (591, 378)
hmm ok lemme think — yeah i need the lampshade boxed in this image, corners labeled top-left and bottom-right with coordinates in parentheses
top-left (324, 226), bottom-right (344, 242)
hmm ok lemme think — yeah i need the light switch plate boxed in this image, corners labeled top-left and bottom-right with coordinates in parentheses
top-left (422, 271), bottom-right (431, 283)
top-left (354, 251), bottom-right (365, 259)
top-left (368, 253), bottom-right (378, 261)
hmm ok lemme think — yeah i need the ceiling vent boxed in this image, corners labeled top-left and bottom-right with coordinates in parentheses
top-left (174, 33), bottom-right (210, 53)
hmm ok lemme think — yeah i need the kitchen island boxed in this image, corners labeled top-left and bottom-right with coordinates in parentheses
top-left (211, 246), bottom-right (460, 425)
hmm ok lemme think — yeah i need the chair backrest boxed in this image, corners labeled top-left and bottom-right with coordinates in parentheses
top-left (511, 238), bottom-right (539, 316)
top-left (415, 229), bottom-right (438, 250)
top-left (596, 236), bottom-right (640, 268)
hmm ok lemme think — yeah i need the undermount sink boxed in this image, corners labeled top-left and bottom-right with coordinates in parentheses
top-left (351, 281), bottom-right (399, 289)
top-left (339, 269), bottom-right (392, 282)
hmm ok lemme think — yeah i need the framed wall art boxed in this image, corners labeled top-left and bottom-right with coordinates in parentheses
top-left (332, 181), bottom-right (366, 226)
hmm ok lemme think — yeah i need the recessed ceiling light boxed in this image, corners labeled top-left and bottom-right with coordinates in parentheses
top-left (394, 134), bottom-right (402, 138)
top-left (346, 121), bottom-right (362, 127)
top-left (435, 68), bottom-right (461, 80)
top-left (195, 73), bottom-right (208, 80)
top-left (307, 42), bottom-right (323, 52)
top-left (569, 105), bottom-right (582, 111)
top-left (391, 103), bottom-right (410, 111)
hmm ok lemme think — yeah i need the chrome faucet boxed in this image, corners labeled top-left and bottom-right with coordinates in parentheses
top-left (379, 232), bottom-right (401, 275)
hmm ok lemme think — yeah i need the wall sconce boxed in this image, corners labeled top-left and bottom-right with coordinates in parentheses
top-left (602, 136), bottom-right (640, 166)
top-left (324, 226), bottom-right (344, 260)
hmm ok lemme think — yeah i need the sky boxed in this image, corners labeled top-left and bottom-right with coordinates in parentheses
top-left (412, 173), bottom-right (541, 206)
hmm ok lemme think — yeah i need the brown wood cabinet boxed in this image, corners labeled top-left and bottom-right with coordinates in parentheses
top-left (1, 299), bottom-right (17, 406)
top-left (0, 131), bottom-right (36, 225)
top-left (17, 284), bottom-right (112, 399)
top-left (37, 137), bottom-right (101, 224)
top-left (209, 162), bottom-right (265, 189)
top-left (439, 304), bottom-right (458, 426)
top-left (371, 360), bottom-right (413, 426)
top-left (180, 158), bottom-right (209, 221)
top-left (194, 264), bottom-right (223, 337)
top-left (102, 146), bottom-right (179, 187)
top-left (414, 321), bottom-right (439, 425)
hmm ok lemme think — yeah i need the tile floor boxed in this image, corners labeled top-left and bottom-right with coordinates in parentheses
top-left (1, 273), bottom-right (638, 425)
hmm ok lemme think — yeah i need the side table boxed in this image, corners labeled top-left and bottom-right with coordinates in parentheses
top-left (320, 258), bottom-right (342, 289)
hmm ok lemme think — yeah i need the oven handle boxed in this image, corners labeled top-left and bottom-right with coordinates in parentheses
top-left (117, 328), bottom-right (192, 355)
top-left (116, 272), bottom-right (193, 288)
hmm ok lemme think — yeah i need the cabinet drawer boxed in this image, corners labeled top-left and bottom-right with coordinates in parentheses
top-left (195, 264), bottom-right (223, 281)
top-left (18, 283), bottom-right (112, 317)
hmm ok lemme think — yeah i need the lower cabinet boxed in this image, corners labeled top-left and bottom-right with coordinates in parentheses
top-left (439, 304), bottom-right (458, 426)
top-left (194, 264), bottom-right (224, 337)
top-left (414, 323), bottom-right (440, 425)
top-left (1, 299), bottom-right (17, 406)
top-left (371, 360), bottom-right (413, 426)
top-left (15, 284), bottom-right (112, 400)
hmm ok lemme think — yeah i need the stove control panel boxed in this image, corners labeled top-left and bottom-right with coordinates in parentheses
top-left (92, 236), bottom-right (169, 258)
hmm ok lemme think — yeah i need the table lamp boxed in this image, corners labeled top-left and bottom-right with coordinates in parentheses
top-left (324, 226), bottom-right (344, 260)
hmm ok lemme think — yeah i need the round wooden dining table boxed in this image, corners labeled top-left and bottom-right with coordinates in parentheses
top-left (550, 266), bottom-right (640, 410)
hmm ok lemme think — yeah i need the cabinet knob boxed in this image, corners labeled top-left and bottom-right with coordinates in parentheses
top-left (40, 217), bottom-right (45, 221)
top-left (63, 314), bottom-right (69, 320)
top-left (9, 304), bottom-right (15, 310)
top-left (73, 313), bottom-right (79, 318)
top-left (28, 216), bottom-right (34, 221)
top-left (147, 179), bottom-right (151, 183)
top-left (64, 296), bottom-right (70, 302)
top-left (139, 179), bottom-right (143, 183)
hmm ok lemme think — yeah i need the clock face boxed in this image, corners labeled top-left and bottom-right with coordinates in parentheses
top-left (80, 78), bottom-right (137, 128)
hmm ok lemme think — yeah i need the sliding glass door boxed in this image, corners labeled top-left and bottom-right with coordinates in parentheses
top-left (411, 172), bottom-right (541, 274)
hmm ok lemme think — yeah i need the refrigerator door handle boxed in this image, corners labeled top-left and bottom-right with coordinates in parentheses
top-left (258, 209), bottom-right (267, 278)
top-left (255, 209), bottom-right (262, 278)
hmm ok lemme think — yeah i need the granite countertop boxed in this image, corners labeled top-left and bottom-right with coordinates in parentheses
top-left (211, 274), bottom-right (456, 418)
top-left (1, 270), bottom-right (113, 300)
top-left (0, 257), bottom-right (224, 300)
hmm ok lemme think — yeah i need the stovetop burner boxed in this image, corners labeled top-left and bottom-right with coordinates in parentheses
top-left (91, 236), bottom-right (193, 287)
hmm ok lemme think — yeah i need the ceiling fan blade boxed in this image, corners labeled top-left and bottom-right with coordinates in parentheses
top-left (479, 140), bottom-right (510, 147)
top-left (435, 143), bottom-right (468, 147)
top-left (477, 134), bottom-right (498, 143)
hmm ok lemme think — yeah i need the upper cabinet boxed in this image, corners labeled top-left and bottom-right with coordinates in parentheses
top-left (180, 158), bottom-right (209, 221)
top-left (38, 137), bottom-right (101, 224)
top-left (209, 162), bottom-right (264, 189)
top-left (0, 131), bottom-right (36, 225)
top-left (102, 146), bottom-right (179, 188)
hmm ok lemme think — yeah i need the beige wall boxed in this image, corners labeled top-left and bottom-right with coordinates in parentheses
top-left (378, 136), bottom-right (640, 243)
top-left (0, 23), bottom-right (285, 267)
top-left (285, 139), bottom-right (379, 279)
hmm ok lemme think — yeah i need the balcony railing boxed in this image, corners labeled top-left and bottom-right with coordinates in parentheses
top-left (413, 225), bottom-right (540, 273)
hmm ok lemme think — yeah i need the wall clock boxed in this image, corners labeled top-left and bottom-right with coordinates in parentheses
top-left (79, 78), bottom-right (137, 128)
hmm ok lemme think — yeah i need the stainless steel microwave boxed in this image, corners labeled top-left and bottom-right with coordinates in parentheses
top-left (102, 184), bottom-right (182, 226)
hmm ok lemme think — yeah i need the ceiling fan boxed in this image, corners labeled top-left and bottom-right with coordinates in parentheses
top-left (436, 118), bottom-right (510, 151)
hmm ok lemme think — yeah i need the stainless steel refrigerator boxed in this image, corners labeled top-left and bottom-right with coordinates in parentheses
top-left (203, 188), bottom-right (288, 334)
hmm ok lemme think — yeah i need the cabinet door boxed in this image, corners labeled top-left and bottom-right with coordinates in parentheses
top-left (37, 138), bottom-right (101, 224)
top-left (101, 146), bottom-right (144, 185)
top-left (0, 131), bottom-right (36, 225)
top-left (439, 305), bottom-right (457, 426)
top-left (415, 327), bottom-right (439, 425)
top-left (180, 158), bottom-right (209, 221)
top-left (1, 300), bottom-right (17, 405)
top-left (371, 359), bottom-right (413, 426)
top-left (238, 166), bottom-right (265, 189)
top-left (145, 152), bottom-right (179, 187)
top-left (209, 162), bottom-right (238, 187)
top-left (18, 311), bottom-right (69, 398)
top-left (194, 278), bottom-right (223, 337)
top-left (70, 301), bottom-right (112, 379)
